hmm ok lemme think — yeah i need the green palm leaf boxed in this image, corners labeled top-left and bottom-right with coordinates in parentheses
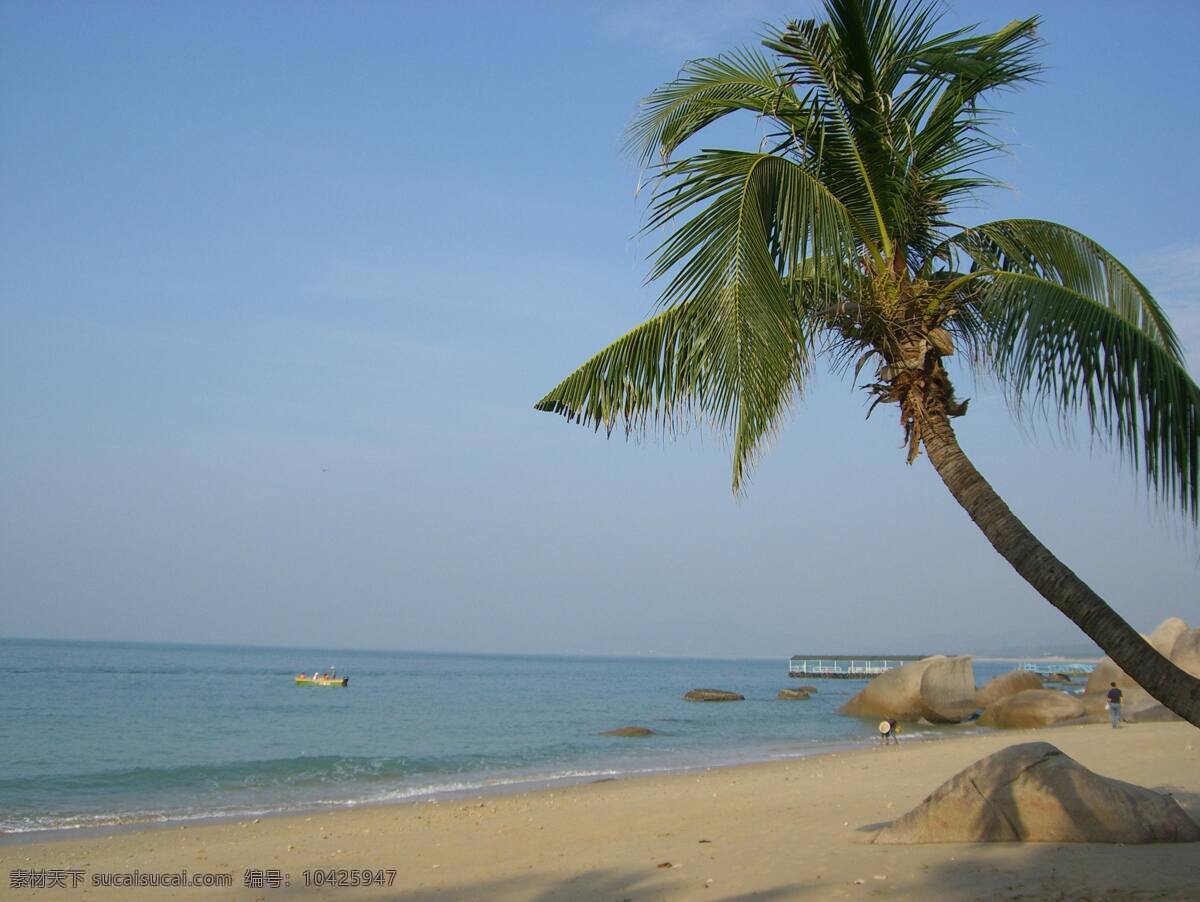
top-left (953, 219), bottom-right (1181, 355)
top-left (534, 301), bottom-right (711, 434)
top-left (542, 150), bottom-right (858, 488)
top-left (627, 48), bottom-right (803, 166)
top-left (951, 219), bottom-right (1198, 517)
top-left (646, 150), bottom-right (865, 304)
top-left (534, 293), bottom-right (808, 492)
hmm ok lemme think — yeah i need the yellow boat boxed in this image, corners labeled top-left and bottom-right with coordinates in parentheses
top-left (295, 674), bottom-right (349, 687)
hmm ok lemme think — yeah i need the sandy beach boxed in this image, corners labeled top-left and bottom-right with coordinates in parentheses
top-left (4, 721), bottom-right (1197, 901)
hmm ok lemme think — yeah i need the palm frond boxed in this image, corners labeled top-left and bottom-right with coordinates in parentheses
top-left (762, 18), bottom-right (895, 260)
top-left (953, 219), bottom-right (1181, 357)
top-left (544, 150), bottom-right (857, 488)
top-left (535, 294), bottom-right (808, 491)
top-left (555, 96), bottom-right (874, 487)
top-left (645, 149), bottom-right (866, 305)
top-left (535, 302), bottom-right (711, 434)
top-left (951, 219), bottom-right (1199, 518)
top-left (626, 48), bottom-right (802, 166)
top-left (908, 15), bottom-right (1041, 153)
top-left (644, 149), bottom-right (874, 485)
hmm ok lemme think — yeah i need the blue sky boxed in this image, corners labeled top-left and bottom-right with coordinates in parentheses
top-left (2, 1), bottom-right (1198, 656)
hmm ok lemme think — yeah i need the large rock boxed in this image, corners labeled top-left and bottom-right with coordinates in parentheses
top-left (1076, 685), bottom-right (1180, 725)
top-left (1170, 627), bottom-right (1200, 678)
top-left (977, 689), bottom-right (1085, 728)
top-left (683, 688), bottom-right (744, 702)
top-left (1085, 617), bottom-right (1192, 694)
top-left (838, 656), bottom-right (976, 723)
top-left (1149, 617), bottom-right (1190, 656)
top-left (1081, 684), bottom-right (1152, 716)
top-left (976, 670), bottom-right (1043, 708)
top-left (1085, 657), bottom-right (1133, 694)
top-left (874, 742), bottom-right (1200, 844)
top-left (1078, 619), bottom-right (1195, 727)
top-left (1125, 704), bottom-right (1183, 724)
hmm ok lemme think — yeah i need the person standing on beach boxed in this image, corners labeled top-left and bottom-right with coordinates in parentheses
top-left (1107, 683), bottom-right (1123, 729)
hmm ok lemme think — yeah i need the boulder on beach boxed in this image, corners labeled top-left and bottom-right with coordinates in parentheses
top-left (1085, 656), bottom-right (1137, 694)
top-left (1044, 672), bottom-right (1072, 684)
top-left (1124, 704), bottom-right (1183, 724)
top-left (1149, 617), bottom-right (1190, 656)
top-left (1076, 686), bottom-right (1179, 724)
top-left (1085, 617), bottom-right (1193, 695)
top-left (874, 742), bottom-right (1200, 844)
top-left (975, 670), bottom-right (1043, 708)
top-left (1170, 627), bottom-right (1200, 678)
top-left (1081, 685), bottom-right (1153, 716)
top-left (977, 689), bottom-right (1085, 729)
top-left (683, 689), bottom-right (744, 702)
top-left (600, 726), bottom-right (655, 737)
top-left (777, 687), bottom-right (812, 700)
top-left (838, 656), bottom-right (976, 723)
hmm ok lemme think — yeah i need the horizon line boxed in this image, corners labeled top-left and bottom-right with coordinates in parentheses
top-left (0, 634), bottom-right (1100, 662)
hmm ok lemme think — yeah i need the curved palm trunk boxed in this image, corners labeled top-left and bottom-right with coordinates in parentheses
top-left (920, 410), bottom-right (1200, 727)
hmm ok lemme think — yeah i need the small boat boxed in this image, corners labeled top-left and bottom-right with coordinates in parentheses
top-left (295, 673), bottom-right (349, 687)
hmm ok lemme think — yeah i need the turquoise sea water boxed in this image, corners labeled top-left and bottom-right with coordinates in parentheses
top-left (0, 639), bottom-right (1027, 836)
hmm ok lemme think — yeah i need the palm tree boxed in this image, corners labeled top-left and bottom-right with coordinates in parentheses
top-left (535, 0), bottom-right (1200, 725)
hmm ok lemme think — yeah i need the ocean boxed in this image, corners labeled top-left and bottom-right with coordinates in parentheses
top-left (0, 639), bottom-right (1035, 838)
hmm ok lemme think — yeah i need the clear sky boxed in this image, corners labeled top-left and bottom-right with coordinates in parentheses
top-left (2, 1), bottom-right (1197, 657)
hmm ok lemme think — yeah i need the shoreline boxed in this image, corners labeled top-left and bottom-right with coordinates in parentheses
top-left (5, 721), bottom-right (1197, 900)
top-left (1, 736), bottom-right (882, 847)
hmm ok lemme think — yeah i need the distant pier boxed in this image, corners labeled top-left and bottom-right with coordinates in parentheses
top-left (787, 655), bottom-right (926, 679)
top-left (1018, 661), bottom-right (1096, 676)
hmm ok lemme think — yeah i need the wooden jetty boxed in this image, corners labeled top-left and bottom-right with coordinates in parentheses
top-left (787, 655), bottom-right (926, 679)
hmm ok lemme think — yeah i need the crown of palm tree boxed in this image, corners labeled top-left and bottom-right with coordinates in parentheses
top-left (536, 0), bottom-right (1197, 520)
